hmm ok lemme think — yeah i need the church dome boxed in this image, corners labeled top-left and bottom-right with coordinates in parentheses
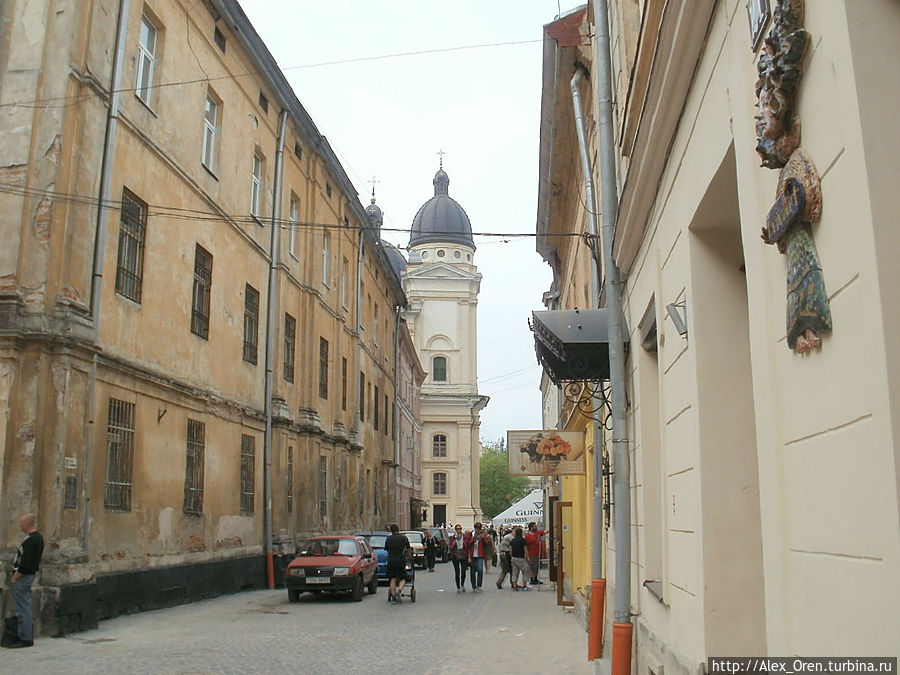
top-left (408, 169), bottom-right (475, 249)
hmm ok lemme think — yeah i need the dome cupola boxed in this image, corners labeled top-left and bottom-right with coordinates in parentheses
top-left (409, 167), bottom-right (475, 249)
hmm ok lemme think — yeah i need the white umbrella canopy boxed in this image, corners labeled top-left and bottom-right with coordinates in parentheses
top-left (490, 489), bottom-right (544, 527)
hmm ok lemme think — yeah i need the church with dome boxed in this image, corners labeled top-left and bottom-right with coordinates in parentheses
top-left (394, 165), bottom-right (489, 528)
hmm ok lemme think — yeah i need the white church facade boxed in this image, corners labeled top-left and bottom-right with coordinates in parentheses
top-left (400, 167), bottom-right (488, 528)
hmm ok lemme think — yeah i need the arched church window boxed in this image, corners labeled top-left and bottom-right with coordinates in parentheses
top-left (433, 472), bottom-right (447, 496)
top-left (433, 434), bottom-right (447, 457)
top-left (432, 356), bottom-right (447, 382)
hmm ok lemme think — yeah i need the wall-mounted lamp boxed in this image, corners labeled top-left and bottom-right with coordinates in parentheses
top-left (665, 301), bottom-right (688, 338)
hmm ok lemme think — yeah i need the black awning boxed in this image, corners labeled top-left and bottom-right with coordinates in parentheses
top-left (531, 309), bottom-right (622, 384)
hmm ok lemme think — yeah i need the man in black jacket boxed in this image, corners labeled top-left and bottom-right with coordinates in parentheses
top-left (5, 513), bottom-right (44, 648)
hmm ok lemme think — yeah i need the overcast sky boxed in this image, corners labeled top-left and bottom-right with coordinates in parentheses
top-left (239, 1), bottom-right (583, 443)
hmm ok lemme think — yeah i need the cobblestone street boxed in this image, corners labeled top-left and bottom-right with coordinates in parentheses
top-left (5, 566), bottom-right (593, 674)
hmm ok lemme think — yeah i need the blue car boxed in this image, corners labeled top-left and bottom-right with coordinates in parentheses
top-left (354, 532), bottom-right (390, 583)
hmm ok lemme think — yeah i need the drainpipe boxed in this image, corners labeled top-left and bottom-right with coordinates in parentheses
top-left (593, 1), bottom-right (633, 670)
top-left (83, 0), bottom-right (130, 552)
top-left (569, 65), bottom-right (608, 660)
top-left (263, 109), bottom-right (288, 588)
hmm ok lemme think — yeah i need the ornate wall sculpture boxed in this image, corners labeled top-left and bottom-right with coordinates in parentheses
top-left (755, 0), bottom-right (832, 353)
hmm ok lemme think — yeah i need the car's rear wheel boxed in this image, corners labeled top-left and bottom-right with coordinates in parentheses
top-left (288, 588), bottom-right (300, 603)
top-left (351, 576), bottom-right (363, 602)
top-left (367, 573), bottom-right (378, 595)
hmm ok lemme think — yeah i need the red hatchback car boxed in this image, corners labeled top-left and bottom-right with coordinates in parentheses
top-left (285, 535), bottom-right (379, 602)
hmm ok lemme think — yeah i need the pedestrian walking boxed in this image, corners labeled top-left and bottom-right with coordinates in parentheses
top-left (524, 522), bottom-right (546, 585)
top-left (384, 524), bottom-right (410, 605)
top-left (509, 526), bottom-right (530, 591)
top-left (467, 522), bottom-right (489, 591)
top-left (495, 529), bottom-right (514, 589)
top-left (482, 525), bottom-right (496, 573)
top-left (3, 513), bottom-right (44, 648)
top-left (448, 524), bottom-right (469, 593)
top-left (424, 529), bottom-right (438, 572)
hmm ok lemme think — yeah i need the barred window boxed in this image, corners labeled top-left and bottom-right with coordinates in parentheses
top-left (318, 455), bottom-right (328, 520)
top-left (433, 472), bottom-right (447, 496)
top-left (284, 313), bottom-right (296, 382)
top-left (341, 357), bottom-right (347, 411)
top-left (115, 189), bottom-right (147, 302)
top-left (287, 446), bottom-right (294, 514)
top-left (104, 399), bottom-right (135, 511)
top-left (191, 245), bottom-right (212, 339)
top-left (184, 419), bottom-right (205, 515)
top-left (240, 434), bottom-right (255, 514)
top-left (433, 434), bottom-right (447, 457)
top-left (243, 284), bottom-right (259, 364)
top-left (318, 337), bottom-right (328, 399)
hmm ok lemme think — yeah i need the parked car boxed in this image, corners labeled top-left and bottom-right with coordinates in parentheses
top-left (354, 531), bottom-right (391, 583)
top-left (400, 530), bottom-right (427, 569)
top-left (285, 535), bottom-right (379, 602)
top-left (416, 527), bottom-right (449, 563)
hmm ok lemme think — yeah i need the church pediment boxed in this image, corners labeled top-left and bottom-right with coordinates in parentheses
top-left (403, 262), bottom-right (477, 281)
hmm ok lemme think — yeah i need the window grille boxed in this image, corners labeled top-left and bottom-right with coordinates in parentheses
top-left (240, 434), bottom-right (255, 514)
top-left (136, 15), bottom-right (157, 106)
top-left (104, 399), bottom-right (135, 511)
top-left (115, 189), bottom-right (146, 302)
top-left (433, 356), bottom-right (447, 382)
top-left (243, 284), bottom-right (259, 364)
top-left (318, 338), bottom-right (329, 399)
top-left (433, 434), bottom-right (447, 457)
top-left (202, 93), bottom-right (218, 169)
top-left (284, 313), bottom-right (296, 382)
top-left (318, 455), bottom-right (327, 520)
top-left (433, 472), bottom-right (447, 496)
top-left (287, 446), bottom-right (294, 514)
top-left (191, 244), bottom-right (212, 339)
top-left (184, 419), bottom-right (205, 515)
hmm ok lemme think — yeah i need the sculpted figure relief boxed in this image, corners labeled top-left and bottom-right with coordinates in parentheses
top-left (755, 0), bottom-right (832, 353)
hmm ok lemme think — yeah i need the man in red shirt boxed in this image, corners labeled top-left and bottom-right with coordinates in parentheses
top-left (523, 521), bottom-right (545, 585)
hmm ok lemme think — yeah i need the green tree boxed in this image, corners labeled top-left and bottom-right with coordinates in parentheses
top-left (480, 437), bottom-right (531, 520)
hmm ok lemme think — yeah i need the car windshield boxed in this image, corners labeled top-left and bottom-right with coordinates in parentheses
top-left (367, 535), bottom-right (387, 548)
top-left (300, 538), bottom-right (357, 556)
top-left (404, 532), bottom-right (424, 545)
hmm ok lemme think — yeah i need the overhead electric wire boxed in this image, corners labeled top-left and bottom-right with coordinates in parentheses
top-left (0, 38), bottom-right (541, 110)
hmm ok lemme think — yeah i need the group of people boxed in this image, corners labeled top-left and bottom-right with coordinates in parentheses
top-left (446, 521), bottom-right (545, 593)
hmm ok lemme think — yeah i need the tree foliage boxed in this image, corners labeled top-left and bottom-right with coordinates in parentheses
top-left (480, 437), bottom-right (531, 520)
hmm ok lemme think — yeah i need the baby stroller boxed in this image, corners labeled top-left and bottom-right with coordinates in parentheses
top-left (398, 558), bottom-right (416, 603)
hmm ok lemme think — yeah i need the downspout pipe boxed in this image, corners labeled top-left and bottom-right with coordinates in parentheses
top-left (84, 0), bottom-right (130, 552)
top-left (569, 65), bottom-right (608, 660)
top-left (594, 0), bottom-right (633, 669)
top-left (264, 109), bottom-right (288, 588)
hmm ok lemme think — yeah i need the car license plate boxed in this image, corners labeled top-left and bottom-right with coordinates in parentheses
top-left (306, 577), bottom-right (330, 584)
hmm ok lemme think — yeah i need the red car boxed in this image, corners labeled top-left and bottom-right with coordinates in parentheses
top-left (285, 535), bottom-right (379, 602)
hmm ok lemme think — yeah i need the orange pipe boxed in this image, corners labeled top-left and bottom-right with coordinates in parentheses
top-left (266, 550), bottom-right (275, 589)
top-left (612, 622), bottom-right (634, 675)
top-left (588, 578), bottom-right (607, 659)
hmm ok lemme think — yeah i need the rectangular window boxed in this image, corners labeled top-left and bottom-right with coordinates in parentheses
top-left (289, 197), bottom-right (299, 258)
top-left (341, 357), bottom-right (348, 411)
top-left (136, 14), bottom-right (158, 106)
top-left (251, 153), bottom-right (264, 217)
top-left (359, 372), bottom-right (365, 421)
top-left (243, 284), bottom-right (259, 364)
top-left (184, 419), bottom-right (205, 515)
top-left (318, 455), bottom-right (327, 520)
top-left (293, 140), bottom-right (302, 161)
top-left (240, 434), bottom-right (255, 514)
top-left (115, 189), bottom-right (147, 303)
top-left (104, 398), bottom-right (135, 512)
top-left (213, 25), bottom-right (226, 52)
top-left (318, 337), bottom-right (329, 399)
top-left (341, 256), bottom-right (349, 308)
top-left (374, 303), bottom-right (379, 345)
top-left (322, 230), bottom-right (331, 285)
top-left (191, 244), bottom-right (212, 339)
top-left (374, 386), bottom-right (380, 430)
top-left (258, 91), bottom-right (268, 113)
top-left (384, 394), bottom-right (389, 436)
top-left (433, 472), bottom-right (447, 496)
top-left (202, 92), bottom-right (219, 170)
top-left (284, 313), bottom-right (296, 383)
top-left (287, 446), bottom-right (294, 514)
top-left (433, 434), bottom-right (447, 457)
top-left (359, 466), bottom-right (365, 516)
top-left (391, 403), bottom-right (396, 440)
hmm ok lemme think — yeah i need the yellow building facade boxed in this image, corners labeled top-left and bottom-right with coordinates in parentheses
top-left (1, 0), bottom-right (405, 633)
top-left (538, 0), bottom-right (899, 668)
